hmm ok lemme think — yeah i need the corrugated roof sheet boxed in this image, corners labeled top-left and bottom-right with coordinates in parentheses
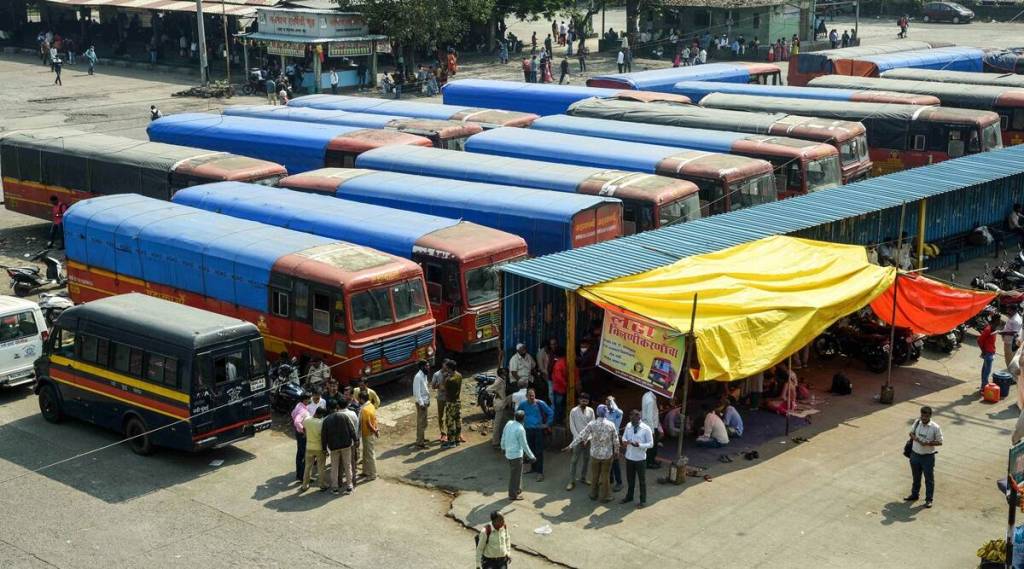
top-left (503, 143), bottom-right (1024, 290)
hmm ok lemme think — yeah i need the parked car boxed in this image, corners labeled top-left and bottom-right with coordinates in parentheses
top-left (922, 1), bottom-right (975, 23)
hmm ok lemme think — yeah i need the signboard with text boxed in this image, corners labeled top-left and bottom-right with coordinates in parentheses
top-left (266, 40), bottom-right (306, 57)
top-left (258, 9), bottom-right (368, 39)
top-left (597, 307), bottom-right (685, 398)
top-left (328, 41), bottom-right (371, 57)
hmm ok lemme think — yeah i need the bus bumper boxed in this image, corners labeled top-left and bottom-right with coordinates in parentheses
top-left (364, 361), bottom-right (419, 387)
top-left (0, 366), bottom-right (35, 388)
top-left (193, 414), bottom-right (272, 450)
top-left (461, 336), bottom-right (499, 354)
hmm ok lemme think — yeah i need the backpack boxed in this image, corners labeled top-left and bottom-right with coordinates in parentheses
top-left (475, 525), bottom-right (492, 547)
top-left (829, 372), bottom-right (852, 395)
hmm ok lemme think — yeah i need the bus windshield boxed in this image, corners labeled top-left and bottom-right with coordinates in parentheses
top-left (982, 123), bottom-right (1003, 151)
top-left (735, 174), bottom-right (777, 209)
top-left (392, 279), bottom-right (428, 322)
top-left (806, 156), bottom-right (842, 193)
top-left (465, 263), bottom-right (502, 307)
top-left (350, 279), bottom-right (429, 332)
top-left (658, 195), bottom-right (701, 227)
top-left (839, 135), bottom-right (870, 168)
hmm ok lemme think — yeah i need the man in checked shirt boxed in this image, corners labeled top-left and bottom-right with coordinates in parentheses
top-left (562, 405), bottom-right (619, 502)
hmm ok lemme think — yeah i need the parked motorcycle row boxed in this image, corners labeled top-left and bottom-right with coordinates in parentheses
top-left (814, 311), bottom-right (923, 374)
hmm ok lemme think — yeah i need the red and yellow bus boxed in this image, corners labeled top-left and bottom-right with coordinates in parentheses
top-left (0, 130), bottom-right (286, 220)
top-left (64, 194), bottom-right (435, 385)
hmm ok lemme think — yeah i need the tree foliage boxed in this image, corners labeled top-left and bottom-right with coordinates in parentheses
top-left (336, 0), bottom-right (494, 52)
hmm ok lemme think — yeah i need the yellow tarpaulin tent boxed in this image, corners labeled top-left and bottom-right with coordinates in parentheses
top-left (579, 236), bottom-right (897, 381)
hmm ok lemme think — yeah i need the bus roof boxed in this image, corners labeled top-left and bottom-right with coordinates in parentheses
top-left (881, 68), bottom-right (1024, 89)
top-left (700, 93), bottom-right (1001, 126)
top-left (65, 194), bottom-right (420, 312)
top-left (465, 126), bottom-right (773, 183)
top-left (441, 79), bottom-right (689, 116)
top-left (809, 75), bottom-right (1024, 108)
top-left (587, 63), bottom-right (780, 91)
top-left (147, 113), bottom-right (431, 174)
top-left (59, 293), bottom-right (259, 350)
top-left (222, 105), bottom-right (482, 139)
top-left (172, 182), bottom-right (526, 262)
top-left (566, 97), bottom-right (866, 143)
top-left (796, 41), bottom-right (948, 67)
top-left (355, 145), bottom-right (698, 204)
top-left (288, 94), bottom-right (539, 127)
top-left (530, 114), bottom-right (834, 160)
top-left (670, 80), bottom-right (939, 105)
top-left (853, 46), bottom-right (985, 74)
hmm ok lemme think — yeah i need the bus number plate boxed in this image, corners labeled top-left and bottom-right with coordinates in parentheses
top-left (250, 377), bottom-right (267, 392)
top-left (253, 419), bottom-right (272, 433)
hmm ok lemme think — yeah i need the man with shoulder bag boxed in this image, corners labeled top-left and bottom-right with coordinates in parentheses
top-left (476, 511), bottom-right (512, 568)
top-left (904, 406), bottom-right (943, 508)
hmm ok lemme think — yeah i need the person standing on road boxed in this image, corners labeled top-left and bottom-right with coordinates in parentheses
top-left (559, 58), bottom-right (569, 84)
top-left (604, 398), bottom-right (624, 491)
top-left (341, 397), bottom-right (360, 484)
top-left (53, 57), bottom-right (62, 86)
top-left (905, 406), bottom-right (943, 508)
top-left (501, 410), bottom-right (535, 500)
top-left (641, 389), bottom-right (663, 468)
top-left (306, 356), bottom-right (331, 387)
top-left (357, 376), bottom-right (381, 408)
top-left (432, 359), bottom-right (449, 442)
top-left (577, 45), bottom-right (587, 72)
top-left (979, 315), bottom-right (1000, 392)
top-left (488, 367), bottom-right (512, 448)
top-left (300, 408), bottom-right (328, 492)
top-left (517, 388), bottom-right (553, 481)
top-left (358, 391), bottom-right (379, 481)
top-left (85, 45), bottom-right (97, 75)
top-left (266, 76), bottom-right (277, 104)
top-left (329, 68), bottom-right (339, 94)
top-left (291, 393), bottom-right (312, 481)
top-left (1001, 308), bottom-right (1022, 368)
top-left (322, 401), bottom-right (356, 495)
top-left (150, 105), bottom-right (162, 121)
top-left (47, 195), bottom-right (68, 249)
top-left (476, 511), bottom-right (512, 569)
top-left (616, 48), bottom-right (625, 73)
top-left (565, 392), bottom-right (594, 490)
top-left (563, 404), bottom-right (618, 502)
top-left (621, 409), bottom-right (654, 508)
top-left (442, 360), bottom-right (464, 449)
top-left (413, 359), bottom-right (431, 448)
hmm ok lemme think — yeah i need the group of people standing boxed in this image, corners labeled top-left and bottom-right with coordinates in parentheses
top-left (38, 30), bottom-right (98, 85)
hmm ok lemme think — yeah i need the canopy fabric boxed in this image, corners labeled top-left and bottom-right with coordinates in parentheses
top-left (870, 273), bottom-right (995, 334)
top-left (579, 236), bottom-right (896, 381)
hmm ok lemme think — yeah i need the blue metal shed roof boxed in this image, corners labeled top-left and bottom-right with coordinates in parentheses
top-left (356, 145), bottom-right (603, 193)
top-left (289, 94), bottom-right (469, 121)
top-left (442, 79), bottom-right (636, 116)
top-left (530, 114), bottom-right (743, 153)
top-left (223, 105), bottom-right (400, 129)
top-left (670, 80), bottom-right (868, 103)
top-left (503, 143), bottom-right (1024, 289)
top-left (171, 182), bottom-right (459, 259)
top-left (589, 63), bottom-right (755, 91)
top-left (858, 47), bottom-right (985, 73)
top-left (147, 113), bottom-right (368, 174)
top-left (466, 127), bottom-right (692, 173)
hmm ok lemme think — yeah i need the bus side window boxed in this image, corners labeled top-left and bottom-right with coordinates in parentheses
top-left (48, 327), bottom-right (76, 358)
top-left (312, 291), bottom-right (331, 334)
top-left (271, 289), bottom-right (290, 318)
top-left (214, 351), bottom-right (245, 384)
top-left (78, 335), bottom-right (110, 367)
top-left (622, 204), bottom-right (638, 235)
top-left (294, 281), bottom-right (309, 321)
top-left (425, 263), bottom-right (445, 304)
top-left (912, 135), bottom-right (926, 151)
top-left (249, 338), bottom-right (267, 376)
top-left (1013, 109), bottom-right (1024, 130)
top-left (334, 296), bottom-right (347, 333)
top-left (146, 354), bottom-right (179, 388)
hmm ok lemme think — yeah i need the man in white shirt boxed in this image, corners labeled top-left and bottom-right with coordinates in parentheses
top-left (412, 360), bottom-right (431, 448)
top-left (565, 393), bottom-right (594, 490)
top-left (329, 68), bottom-right (339, 94)
top-left (641, 390), bottom-right (664, 468)
top-left (1001, 308), bottom-right (1023, 368)
top-left (488, 368), bottom-right (512, 448)
top-left (621, 409), bottom-right (654, 508)
top-left (306, 389), bottom-right (327, 417)
top-left (905, 406), bottom-right (942, 508)
top-left (695, 406), bottom-right (729, 448)
top-left (616, 49), bottom-right (625, 73)
top-left (508, 343), bottom-right (536, 389)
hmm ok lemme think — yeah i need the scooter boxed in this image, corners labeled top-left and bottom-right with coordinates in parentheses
top-left (267, 360), bottom-right (306, 413)
top-left (37, 292), bottom-right (73, 327)
top-left (2, 248), bottom-right (66, 297)
top-left (474, 373), bottom-right (496, 419)
top-left (924, 324), bottom-right (965, 353)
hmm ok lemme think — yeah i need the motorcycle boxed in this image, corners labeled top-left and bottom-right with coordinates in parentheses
top-left (813, 323), bottom-right (890, 374)
top-left (267, 361), bottom-right (306, 413)
top-left (241, 68), bottom-right (268, 96)
top-left (37, 292), bottom-right (73, 327)
top-left (924, 324), bottom-right (966, 353)
top-left (2, 248), bottom-right (66, 297)
top-left (474, 373), bottom-right (496, 419)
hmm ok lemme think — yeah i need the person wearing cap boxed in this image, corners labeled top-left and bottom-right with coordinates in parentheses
top-left (565, 392), bottom-right (594, 490)
top-left (508, 343), bottom-right (536, 388)
top-left (563, 405), bottom-right (618, 502)
top-left (501, 409), bottom-right (535, 500)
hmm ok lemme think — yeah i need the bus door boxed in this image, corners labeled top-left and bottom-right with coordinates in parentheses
top-left (193, 345), bottom-right (257, 438)
top-left (423, 260), bottom-right (462, 350)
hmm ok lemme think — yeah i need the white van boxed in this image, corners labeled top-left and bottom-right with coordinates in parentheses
top-left (0, 296), bottom-right (47, 388)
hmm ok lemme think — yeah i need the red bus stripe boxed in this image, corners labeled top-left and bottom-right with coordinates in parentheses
top-left (51, 368), bottom-right (190, 419)
top-left (193, 414), bottom-right (272, 440)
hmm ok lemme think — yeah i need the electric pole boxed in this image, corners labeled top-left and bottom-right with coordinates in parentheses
top-left (196, 0), bottom-right (209, 84)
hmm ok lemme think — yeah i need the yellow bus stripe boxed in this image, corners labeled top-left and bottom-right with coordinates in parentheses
top-left (51, 375), bottom-right (187, 421)
top-left (51, 355), bottom-right (190, 404)
top-left (68, 262), bottom-right (145, 286)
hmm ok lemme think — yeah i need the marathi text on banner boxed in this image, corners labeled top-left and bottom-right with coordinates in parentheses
top-left (597, 307), bottom-right (685, 398)
top-left (265, 41), bottom-right (306, 57)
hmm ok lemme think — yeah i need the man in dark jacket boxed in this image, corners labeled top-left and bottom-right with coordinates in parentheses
top-left (322, 402), bottom-right (357, 495)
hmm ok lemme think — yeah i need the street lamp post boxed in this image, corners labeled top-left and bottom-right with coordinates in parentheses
top-left (195, 0), bottom-right (209, 84)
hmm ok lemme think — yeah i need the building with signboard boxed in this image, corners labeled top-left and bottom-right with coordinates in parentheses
top-left (240, 7), bottom-right (389, 92)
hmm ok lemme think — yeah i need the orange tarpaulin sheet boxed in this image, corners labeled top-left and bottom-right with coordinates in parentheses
top-left (870, 273), bottom-right (995, 334)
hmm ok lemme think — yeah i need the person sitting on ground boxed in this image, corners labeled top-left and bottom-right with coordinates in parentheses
top-left (720, 398), bottom-right (744, 438)
top-left (695, 405), bottom-right (729, 448)
top-left (662, 406), bottom-right (682, 438)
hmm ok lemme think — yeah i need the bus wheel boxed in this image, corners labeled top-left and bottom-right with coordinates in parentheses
top-left (124, 416), bottom-right (154, 455)
top-left (38, 384), bottom-right (63, 423)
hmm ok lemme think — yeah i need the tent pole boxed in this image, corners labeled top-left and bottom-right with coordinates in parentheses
top-left (670, 293), bottom-right (698, 485)
top-left (786, 355), bottom-right (792, 436)
top-left (882, 202), bottom-right (906, 404)
top-left (565, 290), bottom-right (577, 424)
top-left (916, 199), bottom-right (927, 269)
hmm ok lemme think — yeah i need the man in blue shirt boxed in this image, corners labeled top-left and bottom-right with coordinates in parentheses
top-left (604, 397), bottom-right (625, 492)
top-left (516, 388), bottom-right (553, 481)
top-left (501, 410), bottom-right (535, 500)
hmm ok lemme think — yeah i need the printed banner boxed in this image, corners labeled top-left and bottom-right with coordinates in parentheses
top-left (597, 307), bottom-right (685, 398)
top-left (328, 41), bottom-right (371, 57)
top-left (266, 41), bottom-right (306, 57)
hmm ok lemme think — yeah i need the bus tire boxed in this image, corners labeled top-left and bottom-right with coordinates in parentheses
top-left (38, 384), bottom-right (63, 423)
top-left (124, 415), bottom-right (154, 455)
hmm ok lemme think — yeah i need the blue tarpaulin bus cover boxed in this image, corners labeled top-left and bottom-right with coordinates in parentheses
top-left (64, 193), bottom-right (336, 312)
top-left (856, 47), bottom-right (985, 74)
top-left (442, 79), bottom-right (639, 116)
top-left (588, 63), bottom-right (757, 91)
top-left (671, 80), bottom-right (874, 103)
top-left (358, 145), bottom-right (610, 193)
top-left (312, 170), bottom-right (620, 256)
top-left (171, 182), bottom-right (459, 259)
top-left (147, 113), bottom-right (370, 174)
top-left (289, 94), bottom-right (467, 121)
top-left (223, 105), bottom-right (401, 129)
top-left (530, 114), bottom-right (742, 153)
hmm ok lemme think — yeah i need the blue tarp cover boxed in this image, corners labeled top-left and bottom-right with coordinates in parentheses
top-left (289, 94), bottom-right (466, 121)
top-left (442, 79), bottom-right (633, 116)
top-left (671, 80), bottom-right (867, 103)
top-left (147, 113), bottom-right (367, 174)
top-left (531, 114), bottom-right (741, 153)
top-left (64, 194), bottom-right (336, 311)
top-left (589, 63), bottom-right (755, 91)
top-left (356, 145), bottom-right (600, 193)
top-left (171, 182), bottom-right (458, 259)
top-left (324, 171), bottom-right (619, 256)
top-left (857, 47), bottom-right (985, 73)
top-left (223, 105), bottom-right (399, 129)
top-left (465, 127), bottom-right (686, 173)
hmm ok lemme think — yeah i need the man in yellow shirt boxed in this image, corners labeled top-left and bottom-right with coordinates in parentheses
top-left (359, 391), bottom-right (380, 481)
top-left (357, 376), bottom-right (382, 408)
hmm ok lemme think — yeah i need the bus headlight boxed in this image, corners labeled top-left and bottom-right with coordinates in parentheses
top-left (363, 365), bottom-right (372, 376)
top-left (427, 346), bottom-right (435, 356)
top-left (476, 330), bottom-right (483, 339)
